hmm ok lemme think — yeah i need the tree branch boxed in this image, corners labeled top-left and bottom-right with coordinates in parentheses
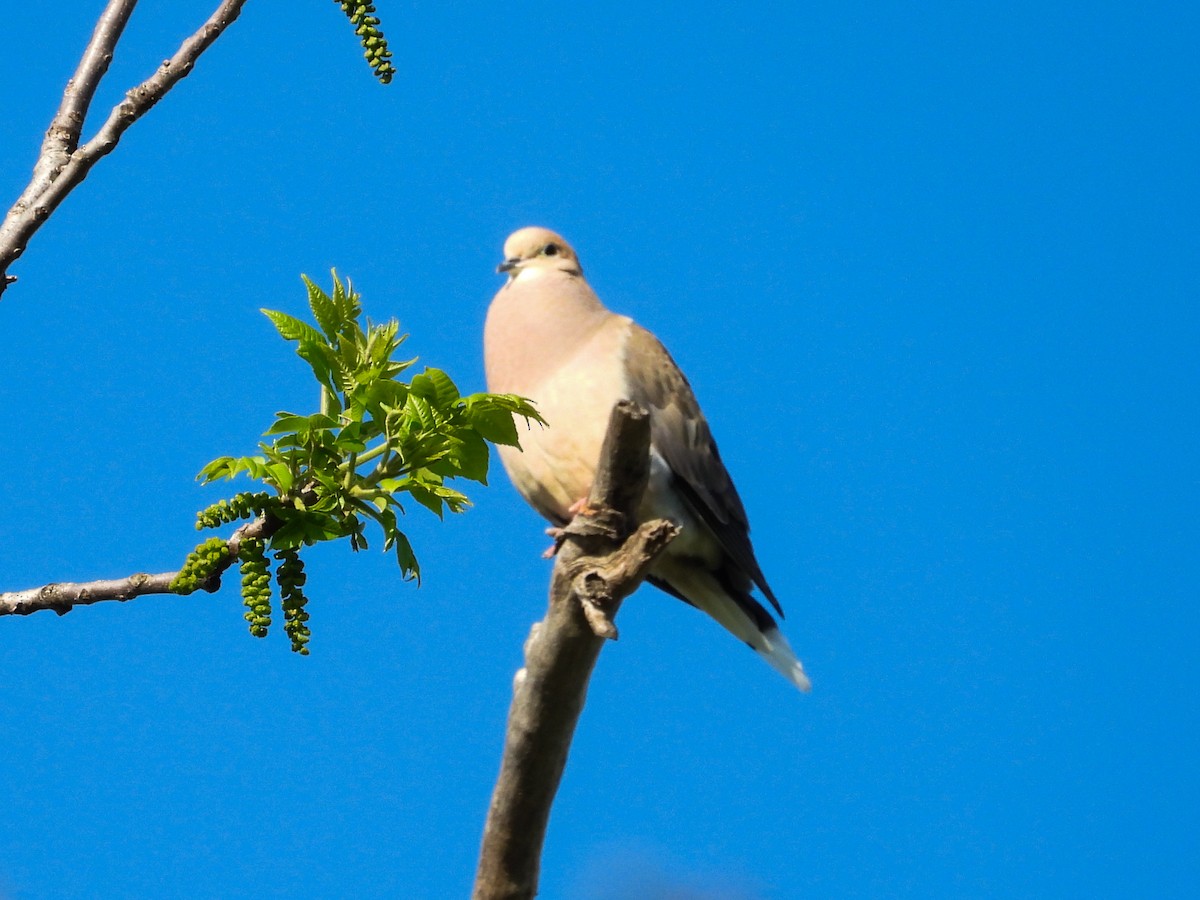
top-left (0, 513), bottom-right (268, 617)
top-left (0, 0), bottom-right (251, 297)
top-left (472, 401), bottom-right (681, 900)
top-left (0, 571), bottom-right (208, 617)
top-left (37, 0), bottom-right (138, 171)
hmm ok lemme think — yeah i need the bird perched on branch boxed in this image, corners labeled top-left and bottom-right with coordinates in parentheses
top-left (484, 227), bottom-right (810, 691)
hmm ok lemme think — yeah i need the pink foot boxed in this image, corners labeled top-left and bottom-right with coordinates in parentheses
top-left (567, 495), bottom-right (599, 518)
top-left (541, 495), bottom-right (599, 557)
top-left (542, 526), bottom-right (566, 558)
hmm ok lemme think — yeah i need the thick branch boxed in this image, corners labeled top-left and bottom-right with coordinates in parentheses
top-left (473, 401), bottom-right (681, 900)
top-left (0, 0), bottom-right (250, 296)
top-left (0, 514), bottom-right (268, 617)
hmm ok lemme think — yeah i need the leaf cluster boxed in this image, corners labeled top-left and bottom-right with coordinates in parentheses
top-left (184, 272), bottom-right (542, 650)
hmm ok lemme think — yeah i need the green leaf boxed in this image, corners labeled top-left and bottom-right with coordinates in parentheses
top-left (200, 455), bottom-right (271, 482)
top-left (293, 341), bottom-right (340, 401)
top-left (406, 482), bottom-right (444, 518)
top-left (360, 503), bottom-right (399, 542)
top-left (452, 430), bottom-right (490, 483)
top-left (309, 468), bottom-right (340, 494)
top-left (264, 411), bottom-right (338, 437)
top-left (366, 320), bottom-right (401, 367)
top-left (406, 394), bottom-right (439, 432)
top-left (197, 457), bottom-right (235, 482)
top-left (303, 274), bottom-right (341, 340)
top-left (335, 421), bottom-right (374, 452)
top-left (266, 462), bottom-right (294, 492)
top-left (467, 404), bottom-right (520, 446)
top-left (334, 433), bottom-right (368, 455)
top-left (470, 393), bottom-right (544, 424)
top-left (262, 309), bottom-right (326, 346)
top-left (330, 271), bottom-right (361, 327)
top-left (389, 530), bottom-right (420, 583)
top-left (411, 367), bottom-right (460, 408)
top-left (351, 379), bottom-right (408, 423)
top-left (431, 484), bottom-right (471, 514)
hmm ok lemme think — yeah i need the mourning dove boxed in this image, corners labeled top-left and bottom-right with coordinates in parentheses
top-left (484, 227), bottom-right (810, 691)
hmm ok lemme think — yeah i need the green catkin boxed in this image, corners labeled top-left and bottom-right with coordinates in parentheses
top-left (275, 548), bottom-right (311, 655)
top-left (170, 536), bottom-right (231, 593)
top-left (333, 1), bottom-right (395, 83)
top-left (196, 491), bottom-right (273, 530)
top-left (238, 537), bottom-right (272, 638)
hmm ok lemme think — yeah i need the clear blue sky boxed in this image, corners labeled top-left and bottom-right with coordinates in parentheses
top-left (2, 2), bottom-right (1197, 897)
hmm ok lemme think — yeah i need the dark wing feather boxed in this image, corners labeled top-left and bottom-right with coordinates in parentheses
top-left (625, 324), bottom-right (783, 616)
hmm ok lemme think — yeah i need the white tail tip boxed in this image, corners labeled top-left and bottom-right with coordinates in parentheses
top-left (760, 628), bottom-right (812, 692)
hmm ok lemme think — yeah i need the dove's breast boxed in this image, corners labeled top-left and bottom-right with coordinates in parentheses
top-left (495, 315), bottom-right (634, 523)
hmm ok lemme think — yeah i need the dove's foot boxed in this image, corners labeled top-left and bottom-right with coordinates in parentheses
top-left (542, 496), bottom-right (606, 557)
top-left (542, 526), bottom-right (567, 558)
top-left (567, 495), bottom-right (600, 518)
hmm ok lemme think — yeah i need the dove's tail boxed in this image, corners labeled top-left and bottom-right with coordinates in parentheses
top-left (755, 626), bottom-right (812, 692)
top-left (649, 566), bottom-right (811, 692)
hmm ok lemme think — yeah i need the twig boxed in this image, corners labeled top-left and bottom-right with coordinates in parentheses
top-left (0, 515), bottom-right (267, 617)
top-left (472, 402), bottom-right (681, 900)
top-left (0, 0), bottom-right (251, 297)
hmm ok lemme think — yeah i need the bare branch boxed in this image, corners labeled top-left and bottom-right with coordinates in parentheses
top-left (0, 0), bottom-right (251, 297)
top-left (472, 402), bottom-right (681, 900)
top-left (2, 0), bottom-right (137, 283)
top-left (56, 1), bottom-right (140, 145)
top-left (35, 0), bottom-right (139, 177)
top-left (0, 513), bottom-right (268, 618)
top-left (0, 571), bottom-right (207, 617)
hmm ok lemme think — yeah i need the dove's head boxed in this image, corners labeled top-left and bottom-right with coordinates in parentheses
top-left (497, 227), bottom-right (583, 281)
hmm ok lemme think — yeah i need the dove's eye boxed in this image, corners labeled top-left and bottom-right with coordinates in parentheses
top-left (544, 244), bottom-right (560, 256)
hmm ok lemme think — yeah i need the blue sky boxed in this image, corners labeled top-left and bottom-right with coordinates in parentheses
top-left (2, 2), bottom-right (1197, 897)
